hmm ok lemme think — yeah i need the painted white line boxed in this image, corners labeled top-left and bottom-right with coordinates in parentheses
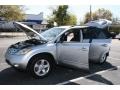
top-left (57, 66), bottom-right (120, 85)
top-left (0, 63), bottom-right (7, 65)
top-left (108, 57), bottom-right (120, 61)
top-left (110, 51), bottom-right (120, 54)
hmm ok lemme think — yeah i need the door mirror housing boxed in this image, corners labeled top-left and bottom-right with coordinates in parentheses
top-left (55, 36), bottom-right (64, 43)
top-left (56, 34), bottom-right (66, 43)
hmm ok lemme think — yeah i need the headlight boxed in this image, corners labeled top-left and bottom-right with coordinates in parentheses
top-left (16, 48), bottom-right (32, 55)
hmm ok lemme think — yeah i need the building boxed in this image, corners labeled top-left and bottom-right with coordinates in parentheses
top-left (22, 12), bottom-right (48, 32)
top-left (0, 12), bottom-right (48, 32)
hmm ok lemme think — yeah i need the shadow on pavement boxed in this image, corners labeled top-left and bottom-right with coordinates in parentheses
top-left (89, 61), bottom-right (117, 73)
top-left (66, 62), bottom-right (118, 85)
top-left (0, 61), bottom-right (116, 85)
top-left (86, 74), bottom-right (114, 85)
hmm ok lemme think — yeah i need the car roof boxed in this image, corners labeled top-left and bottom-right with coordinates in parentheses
top-left (71, 26), bottom-right (88, 29)
top-left (55, 19), bottom-right (112, 30)
top-left (55, 26), bottom-right (71, 29)
top-left (56, 25), bottom-right (88, 29)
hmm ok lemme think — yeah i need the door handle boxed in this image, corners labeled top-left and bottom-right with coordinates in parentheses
top-left (82, 47), bottom-right (87, 49)
top-left (81, 47), bottom-right (87, 51)
top-left (101, 44), bottom-right (108, 47)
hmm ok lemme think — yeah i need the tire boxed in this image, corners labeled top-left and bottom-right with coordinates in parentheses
top-left (27, 55), bottom-right (53, 78)
top-left (99, 53), bottom-right (107, 64)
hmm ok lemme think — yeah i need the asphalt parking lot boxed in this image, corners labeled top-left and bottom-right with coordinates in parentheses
top-left (0, 37), bottom-right (120, 85)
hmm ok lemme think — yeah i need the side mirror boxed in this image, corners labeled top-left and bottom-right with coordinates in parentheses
top-left (58, 40), bottom-right (63, 43)
top-left (55, 37), bottom-right (63, 43)
top-left (56, 33), bottom-right (67, 43)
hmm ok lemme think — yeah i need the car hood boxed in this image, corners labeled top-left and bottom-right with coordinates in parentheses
top-left (13, 22), bottom-right (47, 41)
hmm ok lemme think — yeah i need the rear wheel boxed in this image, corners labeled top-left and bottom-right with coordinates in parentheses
top-left (28, 56), bottom-right (53, 78)
top-left (99, 53), bottom-right (107, 64)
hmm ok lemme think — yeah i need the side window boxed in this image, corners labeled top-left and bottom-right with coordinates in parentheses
top-left (91, 28), bottom-right (100, 39)
top-left (102, 27), bottom-right (111, 39)
top-left (95, 27), bottom-right (111, 39)
top-left (60, 29), bottom-right (80, 43)
top-left (82, 27), bottom-right (101, 43)
top-left (97, 31), bottom-right (107, 39)
top-left (82, 28), bottom-right (92, 43)
top-left (82, 27), bottom-right (100, 39)
top-left (82, 27), bottom-right (110, 43)
top-left (82, 28), bottom-right (91, 39)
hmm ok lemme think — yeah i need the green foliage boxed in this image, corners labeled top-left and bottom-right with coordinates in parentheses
top-left (47, 5), bottom-right (77, 27)
top-left (94, 8), bottom-right (112, 20)
top-left (84, 8), bottom-right (113, 23)
top-left (109, 25), bottom-right (120, 35)
top-left (0, 5), bottom-right (25, 21)
top-left (84, 12), bottom-right (91, 23)
top-left (46, 15), bottom-right (54, 28)
top-left (66, 13), bottom-right (77, 25)
top-left (53, 5), bottom-right (68, 25)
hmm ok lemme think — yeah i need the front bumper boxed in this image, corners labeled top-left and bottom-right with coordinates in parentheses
top-left (5, 52), bottom-right (29, 70)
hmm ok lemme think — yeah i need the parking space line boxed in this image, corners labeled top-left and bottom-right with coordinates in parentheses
top-left (108, 57), bottom-right (120, 61)
top-left (0, 63), bottom-right (7, 65)
top-left (110, 51), bottom-right (120, 54)
top-left (57, 66), bottom-right (120, 85)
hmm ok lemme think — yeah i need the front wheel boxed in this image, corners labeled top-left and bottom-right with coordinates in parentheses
top-left (28, 56), bottom-right (53, 78)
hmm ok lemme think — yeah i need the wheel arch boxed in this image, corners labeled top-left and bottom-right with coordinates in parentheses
top-left (26, 52), bottom-right (56, 70)
top-left (99, 51), bottom-right (109, 59)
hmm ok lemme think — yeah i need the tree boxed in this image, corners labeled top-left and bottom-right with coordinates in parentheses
top-left (84, 8), bottom-right (113, 23)
top-left (0, 5), bottom-right (25, 21)
top-left (53, 5), bottom-right (69, 25)
top-left (84, 12), bottom-right (91, 23)
top-left (46, 16), bottom-right (55, 28)
top-left (67, 13), bottom-right (77, 25)
top-left (47, 5), bottom-right (77, 27)
top-left (94, 8), bottom-right (112, 20)
top-left (112, 17), bottom-right (120, 24)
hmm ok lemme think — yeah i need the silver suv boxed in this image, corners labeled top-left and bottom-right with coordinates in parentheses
top-left (5, 19), bottom-right (112, 78)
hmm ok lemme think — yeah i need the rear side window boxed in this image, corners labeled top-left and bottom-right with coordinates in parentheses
top-left (82, 28), bottom-right (91, 39)
top-left (82, 27), bottom-right (110, 42)
top-left (91, 29), bottom-right (100, 39)
top-left (82, 27), bottom-right (100, 39)
top-left (82, 28), bottom-right (93, 43)
top-left (97, 31), bottom-right (107, 39)
top-left (97, 27), bottom-right (111, 39)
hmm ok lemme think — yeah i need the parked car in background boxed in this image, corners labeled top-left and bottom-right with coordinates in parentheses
top-left (5, 19), bottom-right (112, 78)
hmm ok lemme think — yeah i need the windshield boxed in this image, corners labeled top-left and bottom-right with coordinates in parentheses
top-left (40, 27), bottom-right (65, 41)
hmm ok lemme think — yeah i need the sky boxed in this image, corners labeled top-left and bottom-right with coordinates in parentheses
top-left (25, 5), bottom-right (120, 24)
